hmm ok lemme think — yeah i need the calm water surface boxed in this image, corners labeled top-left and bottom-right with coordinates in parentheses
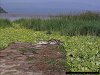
top-left (1, 0), bottom-right (100, 14)
top-left (0, 0), bottom-right (100, 20)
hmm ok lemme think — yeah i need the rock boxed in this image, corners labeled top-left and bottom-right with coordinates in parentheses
top-left (37, 41), bottom-right (48, 45)
top-left (48, 39), bottom-right (64, 45)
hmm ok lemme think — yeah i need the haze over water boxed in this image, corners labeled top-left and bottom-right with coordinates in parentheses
top-left (1, 0), bottom-right (100, 15)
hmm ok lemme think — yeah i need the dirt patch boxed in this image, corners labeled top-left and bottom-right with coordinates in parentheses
top-left (0, 40), bottom-right (67, 75)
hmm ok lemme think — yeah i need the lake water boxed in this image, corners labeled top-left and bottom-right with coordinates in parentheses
top-left (0, 0), bottom-right (100, 20)
top-left (1, 0), bottom-right (100, 14)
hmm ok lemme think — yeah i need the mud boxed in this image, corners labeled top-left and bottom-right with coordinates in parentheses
top-left (0, 40), bottom-right (66, 75)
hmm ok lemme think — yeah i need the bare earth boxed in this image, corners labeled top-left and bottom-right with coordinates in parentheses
top-left (0, 41), bottom-right (66, 75)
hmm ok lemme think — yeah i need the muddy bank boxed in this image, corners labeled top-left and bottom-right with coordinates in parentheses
top-left (0, 40), bottom-right (67, 75)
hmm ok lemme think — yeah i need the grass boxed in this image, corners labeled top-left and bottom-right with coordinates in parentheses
top-left (0, 12), bottom-right (100, 36)
top-left (0, 12), bottom-right (100, 72)
top-left (12, 12), bottom-right (100, 36)
top-left (13, 18), bottom-right (100, 36)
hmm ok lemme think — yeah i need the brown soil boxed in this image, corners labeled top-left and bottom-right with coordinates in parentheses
top-left (0, 41), bottom-right (66, 75)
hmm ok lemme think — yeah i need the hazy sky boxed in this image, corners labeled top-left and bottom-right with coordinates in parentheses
top-left (1, 0), bottom-right (100, 14)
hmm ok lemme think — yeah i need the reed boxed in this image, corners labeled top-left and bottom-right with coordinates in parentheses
top-left (13, 12), bottom-right (100, 36)
top-left (0, 12), bottom-right (100, 36)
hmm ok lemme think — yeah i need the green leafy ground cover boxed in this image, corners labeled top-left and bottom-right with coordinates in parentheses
top-left (0, 28), bottom-right (100, 72)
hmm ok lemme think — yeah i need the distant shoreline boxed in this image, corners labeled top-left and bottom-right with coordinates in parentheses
top-left (0, 11), bottom-right (100, 21)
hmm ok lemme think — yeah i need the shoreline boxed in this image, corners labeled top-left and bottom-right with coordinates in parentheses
top-left (0, 12), bottom-right (100, 21)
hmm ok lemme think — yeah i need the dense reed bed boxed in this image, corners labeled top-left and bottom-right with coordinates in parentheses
top-left (13, 12), bottom-right (100, 36)
top-left (0, 12), bottom-right (100, 36)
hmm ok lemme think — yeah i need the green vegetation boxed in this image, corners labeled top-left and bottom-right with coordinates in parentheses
top-left (13, 12), bottom-right (100, 36)
top-left (0, 19), bottom-right (12, 28)
top-left (0, 12), bottom-right (100, 72)
top-left (0, 28), bottom-right (99, 72)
